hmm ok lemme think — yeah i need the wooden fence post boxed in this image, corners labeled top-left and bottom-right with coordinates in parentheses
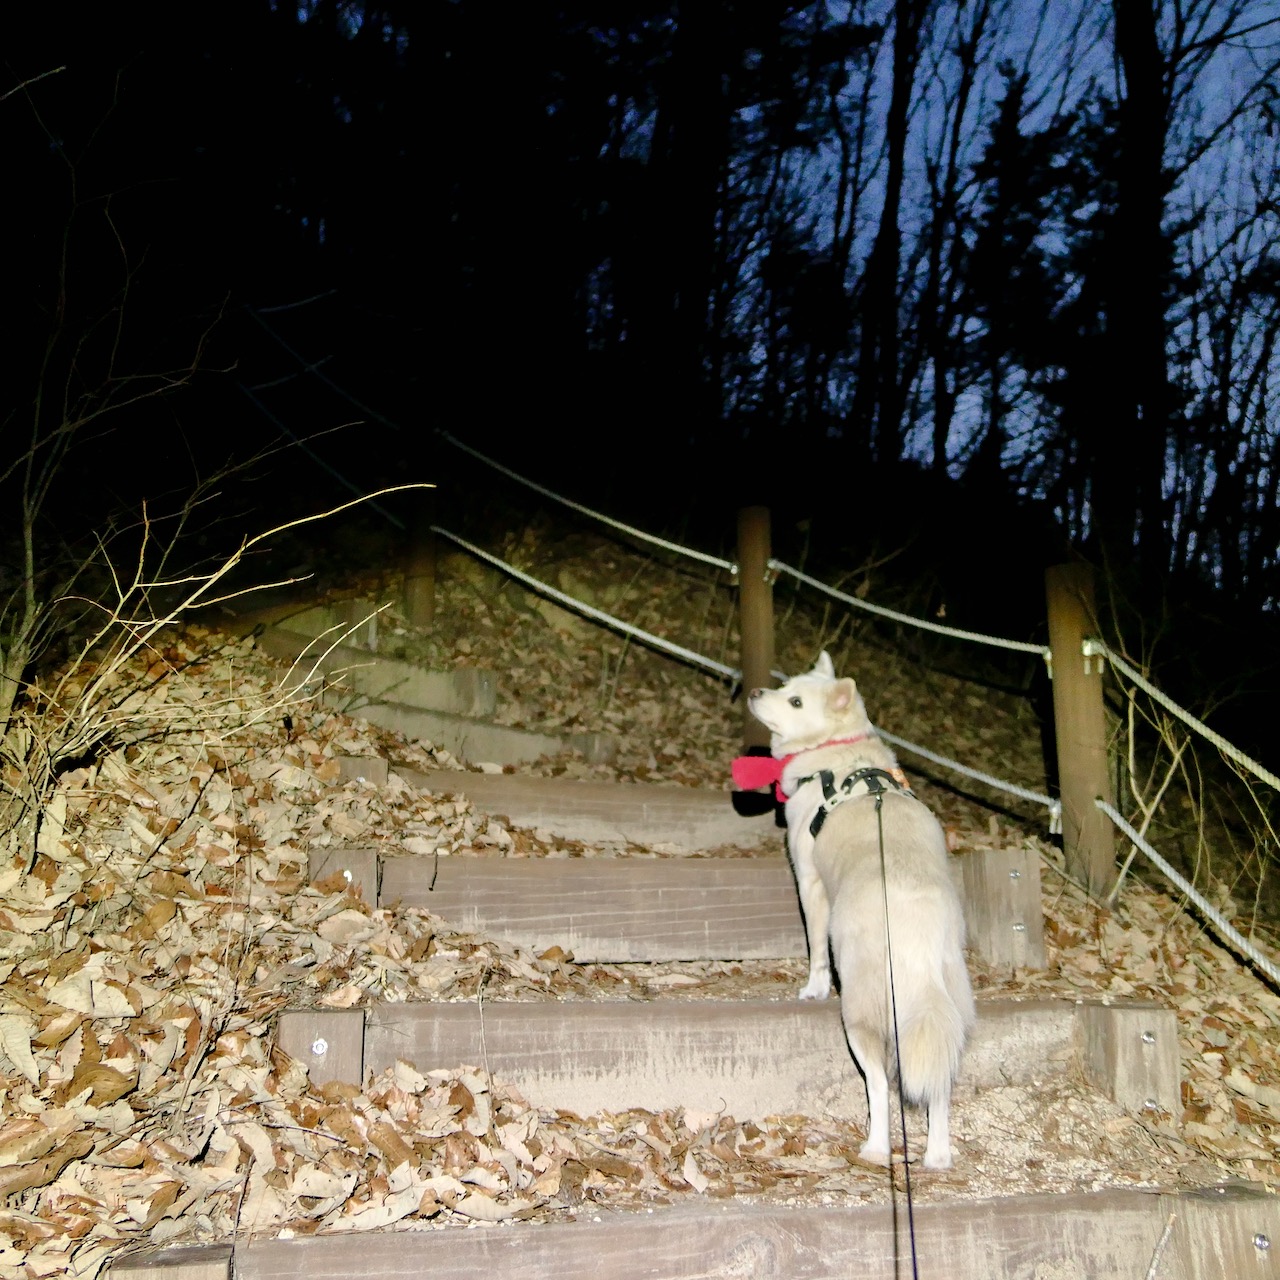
top-left (737, 506), bottom-right (775, 751)
top-left (402, 490), bottom-right (436, 630)
top-left (1045, 562), bottom-right (1114, 895)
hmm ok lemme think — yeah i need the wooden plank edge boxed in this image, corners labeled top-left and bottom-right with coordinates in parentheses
top-left (104, 1242), bottom-right (232, 1278)
top-left (231, 1184), bottom-right (1279, 1280)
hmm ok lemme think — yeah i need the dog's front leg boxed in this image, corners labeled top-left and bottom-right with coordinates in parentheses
top-left (788, 827), bottom-right (832, 1000)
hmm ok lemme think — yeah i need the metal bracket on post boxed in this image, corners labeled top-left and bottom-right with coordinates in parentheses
top-left (1082, 637), bottom-right (1107, 677)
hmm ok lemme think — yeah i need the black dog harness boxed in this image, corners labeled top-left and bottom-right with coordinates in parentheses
top-left (794, 766), bottom-right (914, 837)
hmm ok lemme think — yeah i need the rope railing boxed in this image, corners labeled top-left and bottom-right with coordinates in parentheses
top-left (437, 430), bottom-right (1054, 663)
top-left (237, 384), bottom-right (407, 531)
top-left (437, 527), bottom-right (1060, 832)
top-left (435, 430), bottom-right (738, 575)
top-left (246, 306), bottom-right (404, 433)
top-left (430, 526), bottom-right (739, 680)
top-left (1086, 639), bottom-right (1279, 795)
top-left (437, 499), bottom-right (1275, 992)
top-left (244, 397), bottom-right (1215, 824)
top-left (877, 729), bottom-right (1062, 833)
top-left (770, 559), bottom-right (1052, 660)
top-left (1096, 799), bottom-right (1280, 989)
top-left (435, 436), bottom-right (1270, 815)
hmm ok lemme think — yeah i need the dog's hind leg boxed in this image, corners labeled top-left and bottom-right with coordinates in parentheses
top-left (923, 1091), bottom-right (952, 1170)
top-left (844, 1023), bottom-right (891, 1165)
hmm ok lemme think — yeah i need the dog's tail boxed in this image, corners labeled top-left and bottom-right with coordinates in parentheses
top-left (894, 981), bottom-right (971, 1109)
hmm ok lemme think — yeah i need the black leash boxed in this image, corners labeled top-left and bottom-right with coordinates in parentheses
top-left (874, 786), bottom-right (920, 1280)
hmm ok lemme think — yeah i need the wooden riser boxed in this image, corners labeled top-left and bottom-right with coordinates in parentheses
top-left (279, 997), bottom-right (1181, 1120)
top-left (110, 1185), bottom-right (1280, 1279)
top-left (347, 842), bottom-right (1047, 971)
top-left (380, 853), bottom-right (804, 961)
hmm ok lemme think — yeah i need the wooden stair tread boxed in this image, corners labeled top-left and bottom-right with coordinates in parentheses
top-left (130, 1186), bottom-right (1277, 1280)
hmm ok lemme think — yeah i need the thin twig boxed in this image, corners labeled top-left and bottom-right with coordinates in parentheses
top-left (0, 66), bottom-right (66, 102)
top-left (1144, 1211), bottom-right (1177, 1279)
top-left (477, 964), bottom-right (494, 1094)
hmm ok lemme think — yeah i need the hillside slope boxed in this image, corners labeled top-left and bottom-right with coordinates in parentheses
top-left (0, 525), bottom-right (1277, 1276)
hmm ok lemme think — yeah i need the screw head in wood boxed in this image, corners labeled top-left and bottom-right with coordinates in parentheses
top-left (1254, 1234), bottom-right (1271, 1251)
top-left (1012, 922), bottom-right (1026, 932)
top-left (1009, 869), bottom-right (1021, 880)
top-left (311, 1038), bottom-right (329, 1057)
top-left (1141, 1030), bottom-right (1156, 1044)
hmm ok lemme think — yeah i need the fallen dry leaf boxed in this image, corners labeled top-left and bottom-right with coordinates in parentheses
top-left (0, 533), bottom-right (1271, 1280)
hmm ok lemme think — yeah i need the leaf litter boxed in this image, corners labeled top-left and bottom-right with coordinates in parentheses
top-left (0, 528), bottom-right (1278, 1274)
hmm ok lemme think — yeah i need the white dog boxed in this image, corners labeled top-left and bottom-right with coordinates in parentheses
top-left (734, 652), bottom-right (974, 1169)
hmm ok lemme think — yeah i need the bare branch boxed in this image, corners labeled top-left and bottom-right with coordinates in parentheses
top-left (0, 66), bottom-right (65, 103)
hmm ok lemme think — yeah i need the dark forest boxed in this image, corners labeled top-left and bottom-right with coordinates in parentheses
top-left (6, 2), bottom-right (1280, 705)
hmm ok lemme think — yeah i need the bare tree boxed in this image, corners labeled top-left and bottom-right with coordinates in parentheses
top-left (848, 0), bottom-right (935, 463)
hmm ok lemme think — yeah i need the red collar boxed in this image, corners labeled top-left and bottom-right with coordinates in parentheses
top-left (732, 734), bottom-right (871, 802)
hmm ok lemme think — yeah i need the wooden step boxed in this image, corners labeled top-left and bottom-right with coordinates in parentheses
top-left (279, 996), bottom-right (1181, 1121)
top-left (348, 842), bottom-right (1047, 971)
top-left (379, 768), bottom-right (1047, 969)
top-left (348, 701), bottom-right (617, 767)
top-left (107, 1245), bottom-right (231, 1279)
top-left (394, 767), bottom-right (777, 851)
top-left (257, 627), bottom-right (499, 717)
top-left (380, 853), bottom-right (803, 961)
top-left (114, 1184), bottom-right (1280, 1280)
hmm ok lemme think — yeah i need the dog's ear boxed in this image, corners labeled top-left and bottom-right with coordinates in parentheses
top-left (827, 677), bottom-right (857, 712)
top-left (814, 651), bottom-right (835, 678)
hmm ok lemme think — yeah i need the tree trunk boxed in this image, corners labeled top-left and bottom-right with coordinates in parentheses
top-left (646, 0), bottom-right (730, 451)
top-left (1102, 0), bottom-right (1174, 575)
top-left (849, 0), bottom-right (931, 463)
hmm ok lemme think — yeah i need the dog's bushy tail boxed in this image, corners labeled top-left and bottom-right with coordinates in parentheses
top-left (895, 980), bottom-right (971, 1109)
